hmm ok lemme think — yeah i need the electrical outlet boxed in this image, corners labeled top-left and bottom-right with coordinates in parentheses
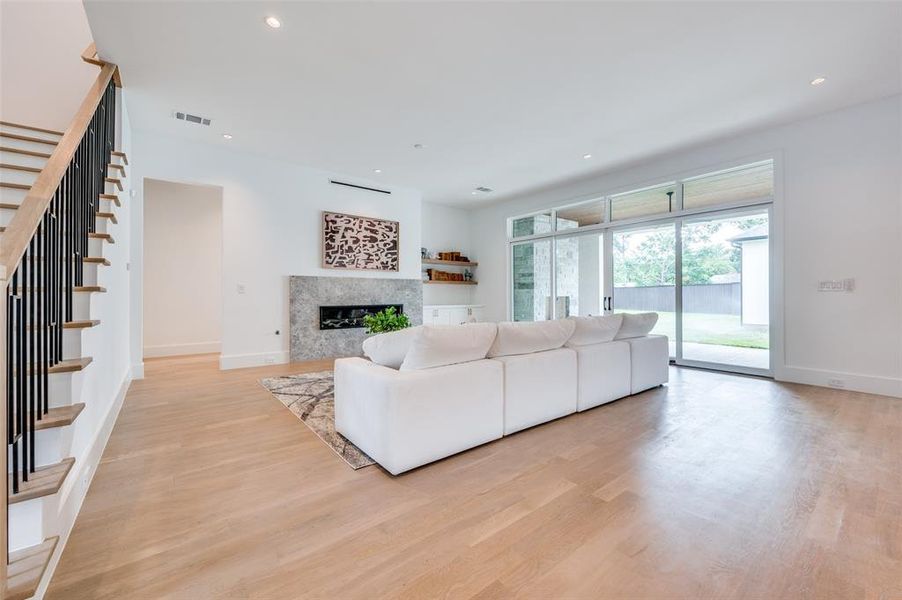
top-left (818, 279), bottom-right (855, 292)
top-left (264, 356), bottom-right (275, 365)
top-left (827, 378), bottom-right (846, 389)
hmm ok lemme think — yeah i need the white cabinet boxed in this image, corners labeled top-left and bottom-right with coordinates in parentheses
top-left (422, 305), bottom-right (485, 326)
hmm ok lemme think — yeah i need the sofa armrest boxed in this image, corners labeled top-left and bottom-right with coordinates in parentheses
top-left (333, 357), bottom-right (504, 474)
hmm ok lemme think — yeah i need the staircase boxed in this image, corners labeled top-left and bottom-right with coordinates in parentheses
top-left (1, 52), bottom-right (125, 599)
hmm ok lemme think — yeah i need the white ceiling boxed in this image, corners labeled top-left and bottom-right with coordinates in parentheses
top-left (84, 1), bottom-right (902, 206)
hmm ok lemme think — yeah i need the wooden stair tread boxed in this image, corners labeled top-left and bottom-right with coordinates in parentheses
top-left (8, 458), bottom-right (75, 504)
top-left (108, 163), bottom-right (126, 175)
top-left (0, 163), bottom-right (41, 173)
top-left (6, 537), bottom-right (59, 600)
top-left (0, 181), bottom-right (30, 190)
top-left (14, 287), bottom-right (106, 293)
top-left (111, 150), bottom-right (129, 165)
top-left (27, 255), bottom-right (109, 265)
top-left (0, 120), bottom-right (64, 136)
top-left (0, 132), bottom-right (58, 146)
top-left (96, 211), bottom-right (117, 224)
top-left (34, 403), bottom-right (85, 431)
top-left (48, 356), bottom-right (93, 374)
top-left (100, 193), bottom-right (121, 207)
top-left (105, 177), bottom-right (123, 190)
top-left (90, 232), bottom-right (115, 243)
top-left (64, 319), bottom-right (100, 329)
top-left (1, 202), bottom-right (20, 209)
top-left (0, 146), bottom-right (51, 159)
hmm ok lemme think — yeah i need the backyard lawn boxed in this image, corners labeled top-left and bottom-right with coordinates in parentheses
top-left (621, 310), bottom-right (769, 348)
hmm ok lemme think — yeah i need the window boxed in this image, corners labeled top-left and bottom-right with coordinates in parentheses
top-left (511, 211), bottom-right (553, 237)
top-left (610, 182), bottom-right (677, 221)
top-left (556, 198), bottom-right (606, 231)
top-left (683, 160), bottom-right (773, 210)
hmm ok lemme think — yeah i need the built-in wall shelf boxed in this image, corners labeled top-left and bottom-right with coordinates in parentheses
top-left (423, 280), bottom-right (477, 285)
top-left (422, 259), bottom-right (479, 267)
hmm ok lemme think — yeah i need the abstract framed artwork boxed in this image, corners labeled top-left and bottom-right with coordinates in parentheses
top-left (322, 211), bottom-right (400, 271)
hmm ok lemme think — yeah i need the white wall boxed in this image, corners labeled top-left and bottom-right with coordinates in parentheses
top-left (471, 95), bottom-right (902, 396)
top-left (421, 201), bottom-right (475, 306)
top-left (129, 132), bottom-right (423, 370)
top-left (143, 179), bottom-right (222, 357)
top-left (0, 0), bottom-right (98, 130)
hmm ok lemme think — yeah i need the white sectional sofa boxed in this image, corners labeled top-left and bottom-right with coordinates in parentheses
top-left (334, 313), bottom-right (668, 475)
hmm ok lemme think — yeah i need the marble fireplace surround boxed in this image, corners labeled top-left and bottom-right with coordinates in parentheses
top-left (289, 276), bottom-right (423, 361)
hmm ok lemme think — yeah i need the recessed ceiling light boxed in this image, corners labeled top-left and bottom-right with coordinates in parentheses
top-left (222, 133), bottom-right (233, 140)
top-left (583, 153), bottom-right (592, 159)
top-left (471, 191), bottom-right (479, 195)
top-left (373, 168), bottom-right (382, 174)
top-left (810, 77), bottom-right (826, 86)
top-left (413, 143), bottom-right (426, 150)
top-left (264, 16), bottom-right (281, 29)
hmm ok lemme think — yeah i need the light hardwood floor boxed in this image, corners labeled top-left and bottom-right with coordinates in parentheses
top-left (47, 355), bottom-right (901, 599)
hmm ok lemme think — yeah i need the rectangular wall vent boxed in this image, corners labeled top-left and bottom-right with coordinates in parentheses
top-left (173, 111), bottom-right (211, 126)
top-left (330, 180), bottom-right (392, 195)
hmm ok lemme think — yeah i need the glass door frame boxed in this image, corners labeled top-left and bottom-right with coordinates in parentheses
top-left (506, 154), bottom-right (782, 378)
top-left (671, 204), bottom-right (773, 377)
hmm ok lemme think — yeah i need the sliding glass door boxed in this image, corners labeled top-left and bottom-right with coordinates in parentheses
top-left (507, 158), bottom-right (774, 376)
top-left (611, 224), bottom-right (677, 354)
top-left (555, 232), bottom-right (604, 317)
top-left (678, 209), bottom-right (770, 371)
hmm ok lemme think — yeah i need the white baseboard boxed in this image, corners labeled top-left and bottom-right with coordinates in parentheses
top-left (143, 341), bottom-right (221, 358)
top-left (219, 350), bottom-right (289, 370)
top-left (131, 362), bottom-right (145, 380)
top-left (777, 365), bottom-right (902, 398)
top-left (34, 370), bottom-right (132, 600)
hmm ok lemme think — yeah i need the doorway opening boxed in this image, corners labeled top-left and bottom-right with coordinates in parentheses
top-left (143, 178), bottom-right (223, 359)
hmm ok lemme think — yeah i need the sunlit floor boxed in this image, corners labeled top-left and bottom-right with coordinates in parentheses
top-left (47, 354), bottom-right (901, 599)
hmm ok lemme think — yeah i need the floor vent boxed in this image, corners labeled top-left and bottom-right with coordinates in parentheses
top-left (330, 180), bottom-right (391, 195)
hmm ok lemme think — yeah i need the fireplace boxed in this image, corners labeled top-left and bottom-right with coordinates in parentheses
top-left (319, 304), bottom-right (404, 330)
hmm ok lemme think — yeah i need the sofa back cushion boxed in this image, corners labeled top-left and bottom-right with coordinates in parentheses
top-left (565, 314), bottom-right (623, 347)
top-left (362, 326), bottom-right (422, 369)
top-left (614, 312), bottom-right (659, 339)
top-left (487, 319), bottom-right (576, 358)
top-left (400, 323), bottom-right (498, 371)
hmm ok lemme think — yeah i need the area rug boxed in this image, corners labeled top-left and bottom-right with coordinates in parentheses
top-left (260, 371), bottom-right (375, 469)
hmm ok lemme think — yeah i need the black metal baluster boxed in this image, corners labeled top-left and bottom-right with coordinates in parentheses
top-left (28, 236), bottom-right (36, 473)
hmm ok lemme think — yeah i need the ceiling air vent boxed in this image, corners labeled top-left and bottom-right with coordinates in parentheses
top-left (474, 186), bottom-right (493, 193)
top-left (173, 111), bottom-right (211, 126)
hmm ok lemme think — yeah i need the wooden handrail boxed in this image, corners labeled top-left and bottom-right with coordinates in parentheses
top-left (0, 63), bottom-right (116, 274)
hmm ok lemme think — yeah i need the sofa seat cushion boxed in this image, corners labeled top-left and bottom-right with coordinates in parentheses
top-left (615, 312), bottom-right (659, 340)
top-left (362, 326), bottom-right (422, 369)
top-left (565, 314), bottom-right (623, 347)
top-left (488, 319), bottom-right (576, 358)
top-left (493, 348), bottom-right (577, 434)
top-left (626, 334), bottom-right (670, 393)
top-left (572, 341), bottom-right (631, 411)
top-left (400, 323), bottom-right (497, 371)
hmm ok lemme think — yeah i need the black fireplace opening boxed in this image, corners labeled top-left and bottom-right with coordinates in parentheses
top-left (319, 304), bottom-right (404, 330)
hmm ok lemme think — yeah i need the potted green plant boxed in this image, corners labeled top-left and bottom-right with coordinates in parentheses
top-left (363, 306), bottom-right (411, 334)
